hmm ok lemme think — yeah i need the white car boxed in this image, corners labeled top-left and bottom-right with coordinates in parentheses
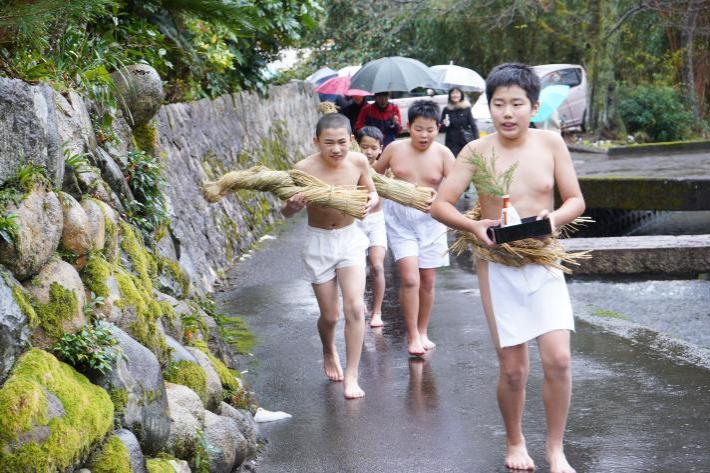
top-left (388, 89), bottom-right (449, 129)
top-left (473, 64), bottom-right (588, 135)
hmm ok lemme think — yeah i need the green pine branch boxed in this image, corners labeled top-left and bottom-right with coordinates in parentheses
top-left (468, 149), bottom-right (518, 197)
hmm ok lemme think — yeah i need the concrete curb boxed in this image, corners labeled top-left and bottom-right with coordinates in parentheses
top-left (607, 140), bottom-right (710, 157)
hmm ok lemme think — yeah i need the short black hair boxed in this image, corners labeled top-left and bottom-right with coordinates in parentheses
top-left (408, 99), bottom-right (440, 124)
top-left (448, 87), bottom-right (464, 104)
top-left (485, 63), bottom-right (540, 107)
top-left (316, 113), bottom-right (351, 137)
top-left (374, 91), bottom-right (389, 98)
top-left (357, 126), bottom-right (384, 145)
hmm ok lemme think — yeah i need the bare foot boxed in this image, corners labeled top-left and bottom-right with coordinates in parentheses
top-left (323, 351), bottom-right (344, 381)
top-left (505, 442), bottom-right (535, 471)
top-left (421, 334), bottom-right (436, 350)
top-left (370, 313), bottom-right (384, 328)
top-left (343, 375), bottom-right (365, 399)
top-left (408, 336), bottom-right (426, 356)
top-left (547, 448), bottom-right (575, 473)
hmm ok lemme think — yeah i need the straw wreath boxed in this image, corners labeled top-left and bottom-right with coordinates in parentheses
top-left (449, 203), bottom-right (593, 273)
top-left (449, 151), bottom-right (592, 273)
top-left (370, 170), bottom-right (435, 212)
top-left (202, 165), bottom-right (369, 219)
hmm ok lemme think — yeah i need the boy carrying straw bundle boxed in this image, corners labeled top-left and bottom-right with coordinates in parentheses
top-left (431, 63), bottom-right (584, 473)
top-left (281, 113), bottom-right (378, 399)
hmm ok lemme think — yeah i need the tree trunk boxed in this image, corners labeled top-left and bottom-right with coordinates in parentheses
top-left (681, 0), bottom-right (702, 120)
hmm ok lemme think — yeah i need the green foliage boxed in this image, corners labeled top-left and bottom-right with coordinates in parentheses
top-left (52, 323), bottom-right (121, 376)
top-left (618, 84), bottom-right (695, 142)
top-left (1, 0), bottom-right (322, 101)
top-left (0, 213), bottom-right (19, 246)
top-left (5, 163), bottom-right (49, 194)
top-left (146, 458), bottom-right (176, 473)
top-left (87, 434), bottom-right (132, 473)
top-left (468, 151), bottom-right (518, 198)
top-left (122, 150), bottom-right (170, 238)
top-left (0, 349), bottom-right (113, 471)
top-left (64, 150), bottom-right (92, 175)
top-left (192, 428), bottom-right (218, 473)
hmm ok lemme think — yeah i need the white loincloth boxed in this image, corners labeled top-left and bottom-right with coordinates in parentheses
top-left (359, 209), bottom-right (387, 249)
top-left (383, 199), bottom-right (449, 268)
top-left (488, 261), bottom-right (574, 348)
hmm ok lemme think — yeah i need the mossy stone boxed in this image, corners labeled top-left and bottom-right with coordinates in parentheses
top-left (0, 349), bottom-right (113, 471)
top-left (163, 361), bottom-right (208, 406)
top-left (87, 434), bottom-right (132, 473)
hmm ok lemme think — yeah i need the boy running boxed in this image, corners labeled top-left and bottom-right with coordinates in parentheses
top-left (281, 113), bottom-right (379, 399)
top-left (431, 63), bottom-right (584, 473)
top-left (357, 126), bottom-right (387, 327)
top-left (373, 100), bottom-right (455, 356)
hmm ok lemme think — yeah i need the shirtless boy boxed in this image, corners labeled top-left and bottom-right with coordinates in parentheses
top-left (281, 113), bottom-right (379, 399)
top-left (373, 100), bottom-right (455, 355)
top-left (431, 63), bottom-right (584, 473)
top-left (357, 126), bottom-right (387, 328)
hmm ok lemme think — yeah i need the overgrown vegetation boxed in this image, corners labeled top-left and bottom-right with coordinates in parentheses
top-left (618, 84), bottom-right (695, 142)
top-left (122, 150), bottom-right (169, 238)
top-left (0, 0), bottom-right (322, 102)
top-left (52, 323), bottom-right (122, 376)
top-left (198, 296), bottom-right (254, 354)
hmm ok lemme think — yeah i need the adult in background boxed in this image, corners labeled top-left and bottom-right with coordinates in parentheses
top-left (440, 87), bottom-right (479, 157)
top-left (341, 94), bottom-right (367, 134)
top-left (355, 92), bottom-right (402, 147)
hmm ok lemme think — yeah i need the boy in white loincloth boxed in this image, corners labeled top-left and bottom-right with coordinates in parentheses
top-left (373, 100), bottom-right (455, 356)
top-left (356, 126), bottom-right (387, 327)
top-left (431, 63), bottom-right (585, 473)
top-left (281, 113), bottom-right (379, 399)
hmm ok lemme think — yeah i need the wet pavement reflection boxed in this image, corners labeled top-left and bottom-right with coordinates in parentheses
top-left (217, 217), bottom-right (710, 473)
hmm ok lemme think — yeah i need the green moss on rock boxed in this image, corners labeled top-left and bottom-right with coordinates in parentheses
top-left (109, 388), bottom-right (128, 414)
top-left (114, 268), bottom-right (169, 365)
top-left (4, 272), bottom-right (38, 329)
top-left (87, 434), bottom-right (131, 473)
top-left (120, 222), bottom-right (158, 291)
top-left (31, 282), bottom-right (79, 339)
top-left (132, 122), bottom-right (158, 155)
top-left (157, 256), bottom-right (190, 298)
top-left (81, 252), bottom-right (112, 298)
top-left (163, 361), bottom-right (208, 405)
top-left (191, 340), bottom-right (240, 391)
top-left (0, 349), bottom-right (113, 471)
top-left (146, 458), bottom-right (176, 473)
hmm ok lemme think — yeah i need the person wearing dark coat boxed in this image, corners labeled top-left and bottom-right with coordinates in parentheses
top-left (340, 95), bottom-right (367, 133)
top-left (439, 87), bottom-right (479, 157)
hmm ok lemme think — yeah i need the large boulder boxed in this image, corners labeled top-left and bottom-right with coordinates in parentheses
top-left (218, 402), bottom-right (259, 459)
top-left (55, 89), bottom-right (96, 157)
top-left (165, 397), bottom-right (201, 460)
top-left (115, 429), bottom-right (147, 473)
top-left (58, 192), bottom-right (92, 261)
top-left (186, 347), bottom-right (223, 410)
top-left (0, 78), bottom-right (63, 187)
top-left (203, 410), bottom-right (247, 473)
top-left (80, 198), bottom-right (107, 252)
top-left (166, 335), bottom-right (198, 364)
top-left (93, 147), bottom-right (134, 203)
top-left (23, 258), bottom-right (87, 348)
top-left (110, 64), bottom-right (165, 127)
top-left (165, 382), bottom-right (204, 424)
top-left (92, 323), bottom-right (170, 455)
top-left (0, 187), bottom-right (62, 280)
top-left (0, 349), bottom-right (113, 471)
top-left (0, 269), bottom-right (31, 382)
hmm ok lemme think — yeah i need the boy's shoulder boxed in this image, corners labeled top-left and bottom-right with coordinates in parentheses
top-left (347, 150), bottom-right (369, 166)
top-left (295, 153), bottom-right (319, 169)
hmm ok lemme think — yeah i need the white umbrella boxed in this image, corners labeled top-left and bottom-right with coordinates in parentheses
top-left (430, 64), bottom-right (485, 92)
top-left (337, 65), bottom-right (361, 77)
top-left (305, 66), bottom-right (337, 84)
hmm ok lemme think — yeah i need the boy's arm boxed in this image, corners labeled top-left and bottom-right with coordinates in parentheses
top-left (431, 144), bottom-right (498, 246)
top-left (538, 134), bottom-right (585, 229)
top-left (372, 142), bottom-right (393, 174)
top-left (281, 160), bottom-right (308, 218)
top-left (355, 153), bottom-right (379, 213)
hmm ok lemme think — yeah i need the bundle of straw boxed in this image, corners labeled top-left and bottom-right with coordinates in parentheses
top-left (370, 170), bottom-right (435, 212)
top-left (449, 202), bottom-right (593, 274)
top-left (318, 101), bottom-right (338, 114)
top-left (202, 165), bottom-right (369, 219)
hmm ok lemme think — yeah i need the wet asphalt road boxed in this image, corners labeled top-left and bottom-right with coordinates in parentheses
top-left (217, 216), bottom-right (710, 473)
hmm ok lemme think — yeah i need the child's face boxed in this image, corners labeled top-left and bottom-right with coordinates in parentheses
top-left (408, 116), bottom-right (439, 151)
top-left (358, 136), bottom-right (382, 164)
top-left (314, 127), bottom-right (351, 165)
top-left (489, 85), bottom-right (539, 140)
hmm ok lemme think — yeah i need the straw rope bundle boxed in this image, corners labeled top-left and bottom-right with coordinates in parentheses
top-left (318, 101), bottom-right (338, 114)
top-left (202, 165), bottom-right (369, 219)
top-left (449, 202), bottom-right (593, 273)
top-left (370, 171), bottom-right (435, 212)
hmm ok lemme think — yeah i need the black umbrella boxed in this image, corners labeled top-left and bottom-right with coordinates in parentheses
top-left (349, 56), bottom-right (439, 94)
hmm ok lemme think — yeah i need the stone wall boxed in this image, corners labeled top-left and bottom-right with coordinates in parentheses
top-left (156, 81), bottom-right (320, 293)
